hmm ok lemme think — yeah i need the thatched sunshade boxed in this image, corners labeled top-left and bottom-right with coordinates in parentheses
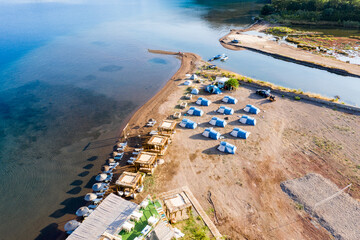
top-left (64, 220), bottom-right (80, 231)
top-left (146, 135), bottom-right (168, 147)
top-left (115, 171), bottom-right (142, 189)
top-left (108, 158), bottom-right (115, 163)
top-left (92, 183), bottom-right (107, 192)
top-left (158, 120), bottom-right (176, 133)
top-left (84, 193), bottom-right (97, 201)
top-left (102, 165), bottom-right (110, 172)
top-left (96, 173), bottom-right (108, 182)
top-left (134, 152), bottom-right (157, 165)
top-left (76, 206), bottom-right (90, 217)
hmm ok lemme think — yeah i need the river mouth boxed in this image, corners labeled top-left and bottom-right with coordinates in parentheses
top-left (0, 0), bottom-right (359, 239)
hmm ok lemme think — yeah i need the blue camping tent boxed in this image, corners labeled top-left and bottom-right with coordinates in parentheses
top-left (196, 97), bottom-right (211, 106)
top-left (230, 128), bottom-right (250, 139)
top-left (179, 119), bottom-right (197, 129)
top-left (205, 85), bottom-right (222, 94)
top-left (244, 104), bottom-right (260, 114)
top-left (202, 128), bottom-right (220, 140)
top-left (217, 141), bottom-right (236, 154)
top-left (209, 117), bottom-right (227, 127)
top-left (191, 88), bottom-right (199, 95)
top-left (217, 106), bottom-right (234, 115)
top-left (239, 115), bottom-right (256, 126)
top-left (187, 107), bottom-right (204, 116)
top-left (222, 96), bottom-right (238, 104)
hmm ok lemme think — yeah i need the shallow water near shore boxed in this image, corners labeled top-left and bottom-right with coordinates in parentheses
top-left (0, 0), bottom-right (360, 239)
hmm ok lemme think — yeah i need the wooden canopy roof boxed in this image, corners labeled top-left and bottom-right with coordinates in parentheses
top-left (134, 152), bottom-right (157, 165)
top-left (158, 120), bottom-right (176, 131)
top-left (115, 172), bottom-right (142, 189)
top-left (146, 135), bottom-right (168, 147)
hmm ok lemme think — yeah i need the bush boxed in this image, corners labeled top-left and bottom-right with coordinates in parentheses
top-left (294, 96), bottom-right (301, 100)
top-left (225, 78), bottom-right (239, 89)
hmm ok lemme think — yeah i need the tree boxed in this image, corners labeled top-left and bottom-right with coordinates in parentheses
top-left (225, 78), bottom-right (239, 90)
top-left (261, 4), bottom-right (275, 15)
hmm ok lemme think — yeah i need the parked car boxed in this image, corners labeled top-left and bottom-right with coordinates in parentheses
top-left (256, 89), bottom-right (276, 101)
top-left (256, 89), bottom-right (271, 98)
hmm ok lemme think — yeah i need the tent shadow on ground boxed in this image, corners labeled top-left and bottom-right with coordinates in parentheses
top-left (212, 99), bottom-right (224, 104)
top-left (202, 146), bottom-right (226, 155)
top-left (228, 119), bottom-right (241, 126)
top-left (49, 196), bottom-right (85, 219)
top-left (205, 110), bottom-right (220, 116)
top-left (189, 133), bottom-right (218, 141)
top-left (34, 223), bottom-right (65, 240)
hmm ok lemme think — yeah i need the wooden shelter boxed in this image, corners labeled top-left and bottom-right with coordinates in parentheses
top-left (163, 193), bottom-right (192, 223)
top-left (115, 172), bottom-right (143, 198)
top-left (144, 135), bottom-right (169, 156)
top-left (158, 120), bottom-right (176, 137)
top-left (134, 152), bottom-right (158, 175)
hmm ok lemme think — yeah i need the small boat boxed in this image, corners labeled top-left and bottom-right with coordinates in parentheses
top-left (220, 55), bottom-right (228, 61)
top-left (213, 54), bottom-right (222, 60)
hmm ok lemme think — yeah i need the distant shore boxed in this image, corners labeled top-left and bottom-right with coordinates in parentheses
top-left (219, 21), bottom-right (360, 78)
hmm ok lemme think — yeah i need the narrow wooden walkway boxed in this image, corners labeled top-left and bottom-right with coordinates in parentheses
top-left (158, 186), bottom-right (222, 239)
top-left (182, 186), bottom-right (222, 240)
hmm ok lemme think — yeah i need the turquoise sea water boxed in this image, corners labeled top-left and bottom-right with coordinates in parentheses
top-left (0, 1), bottom-right (360, 239)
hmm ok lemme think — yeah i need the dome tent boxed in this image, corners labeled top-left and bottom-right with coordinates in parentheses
top-left (239, 115), bottom-right (256, 125)
top-left (202, 128), bottom-right (220, 140)
top-left (187, 107), bottom-right (204, 116)
top-left (243, 104), bottom-right (260, 114)
top-left (222, 96), bottom-right (238, 104)
top-left (190, 74), bottom-right (198, 80)
top-left (179, 118), bottom-right (197, 129)
top-left (205, 85), bottom-right (222, 94)
top-left (209, 117), bottom-right (227, 127)
top-left (217, 141), bottom-right (236, 154)
top-left (217, 106), bottom-right (234, 115)
top-left (191, 88), bottom-right (199, 95)
top-left (230, 128), bottom-right (250, 139)
top-left (196, 97), bottom-right (211, 106)
top-left (184, 80), bottom-right (192, 86)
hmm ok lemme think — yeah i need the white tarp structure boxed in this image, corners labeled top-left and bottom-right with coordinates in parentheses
top-left (67, 193), bottom-right (137, 240)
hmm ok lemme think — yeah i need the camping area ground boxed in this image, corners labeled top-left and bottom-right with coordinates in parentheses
top-left (127, 59), bottom-right (360, 239)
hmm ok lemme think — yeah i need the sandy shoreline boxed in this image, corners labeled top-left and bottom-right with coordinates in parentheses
top-left (220, 21), bottom-right (360, 78)
top-left (60, 48), bottom-right (360, 239)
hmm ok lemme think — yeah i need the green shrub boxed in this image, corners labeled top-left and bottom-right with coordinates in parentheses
top-left (294, 96), bottom-right (301, 100)
top-left (225, 78), bottom-right (239, 89)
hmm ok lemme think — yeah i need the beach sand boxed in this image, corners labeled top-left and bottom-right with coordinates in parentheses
top-left (220, 22), bottom-right (360, 78)
top-left (61, 50), bottom-right (360, 240)
top-left (121, 52), bottom-right (360, 239)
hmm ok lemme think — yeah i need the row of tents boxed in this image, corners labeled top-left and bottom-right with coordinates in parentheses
top-left (179, 118), bottom-right (250, 139)
top-left (187, 104), bottom-right (259, 117)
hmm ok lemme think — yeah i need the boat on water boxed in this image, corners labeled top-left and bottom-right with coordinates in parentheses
top-left (208, 53), bottom-right (226, 62)
top-left (220, 55), bottom-right (228, 61)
